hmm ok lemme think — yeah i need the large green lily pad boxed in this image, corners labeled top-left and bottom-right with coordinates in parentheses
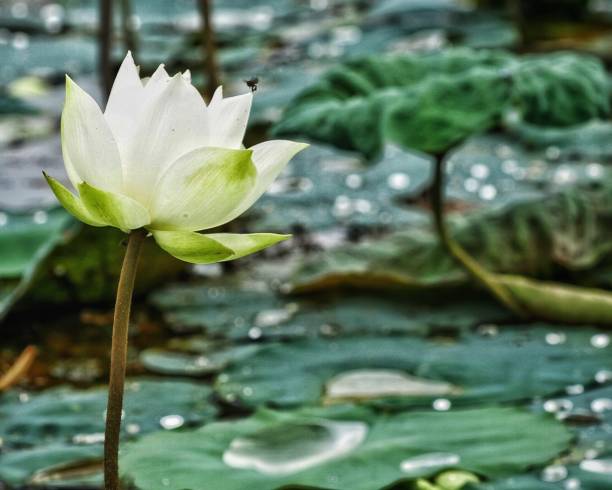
top-left (273, 49), bottom-right (609, 158)
top-left (291, 184), bottom-right (612, 293)
top-left (151, 280), bottom-right (510, 340)
top-left (0, 378), bottom-right (218, 485)
top-left (122, 405), bottom-right (571, 490)
top-left (216, 327), bottom-right (612, 409)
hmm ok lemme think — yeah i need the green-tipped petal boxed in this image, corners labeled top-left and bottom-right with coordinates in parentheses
top-left (149, 147), bottom-right (256, 232)
top-left (151, 230), bottom-right (234, 264)
top-left (78, 182), bottom-right (150, 232)
top-left (205, 233), bottom-right (291, 261)
top-left (44, 173), bottom-right (107, 227)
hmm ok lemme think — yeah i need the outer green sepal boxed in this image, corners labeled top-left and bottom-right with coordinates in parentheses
top-left (78, 182), bottom-right (150, 233)
top-left (205, 233), bottom-right (291, 261)
top-left (43, 172), bottom-right (106, 227)
top-left (151, 230), bottom-right (234, 264)
top-left (151, 231), bottom-right (290, 264)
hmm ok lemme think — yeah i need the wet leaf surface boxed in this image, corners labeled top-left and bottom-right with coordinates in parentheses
top-left (122, 405), bottom-right (571, 490)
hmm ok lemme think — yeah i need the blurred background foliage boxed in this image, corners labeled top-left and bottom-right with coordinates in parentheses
top-left (2, 0), bottom-right (612, 489)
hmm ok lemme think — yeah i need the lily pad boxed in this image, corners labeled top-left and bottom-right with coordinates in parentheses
top-left (0, 209), bottom-right (74, 320)
top-left (215, 327), bottom-right (612, 408)
top-left (273, 49), bottom-right (609, 158)
top-left (291, 185), bottom-right (612, 293)
top-left (0, 378), bottom-right (217, 448)
top-left (0, 378), bottom-right (218, 485)
top-left (151, 281), bottom-right (510, 340)
top-left (121, 405), bottom-right (571, 490)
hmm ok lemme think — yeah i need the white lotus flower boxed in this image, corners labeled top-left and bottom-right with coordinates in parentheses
top-left (45, 52), bottom-right (307, 264)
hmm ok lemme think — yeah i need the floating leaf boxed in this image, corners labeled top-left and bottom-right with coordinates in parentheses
top-left (215, 327), bottom-right (612, 409)
top-left (122, 405), bottom-right (571, 490)
top-left (151, 280), bottom-right (510, 340)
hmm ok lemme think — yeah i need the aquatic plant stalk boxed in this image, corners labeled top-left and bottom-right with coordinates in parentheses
top-left (119, 0), bottom-right (138, 58)
top-left (431, 152), bottom-right (528, 318)
top-left (104, 229), bottom-right (146, 490)
top-left (198, 0), bottom-right (220, 99)
top-left (98, 0), bottom-right (114, 101)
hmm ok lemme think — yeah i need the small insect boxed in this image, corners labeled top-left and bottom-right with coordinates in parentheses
top-left (245, 76), bottom-right (259, 92)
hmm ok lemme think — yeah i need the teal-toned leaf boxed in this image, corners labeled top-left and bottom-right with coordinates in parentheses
top-left (0, 378), bottom-right (218, 485)
top-left (512, 52), bottom-right (610, 127)
top-left (273, 49), bottom-right (609, 158)
top-left (150, 281), bottom-right (511, 340)
top-left (121, 405), bottom-right (571, 490)
top-left (215, 327), bottom-right (612, 409)
top-left (0, 209), bottom-right (74, 321)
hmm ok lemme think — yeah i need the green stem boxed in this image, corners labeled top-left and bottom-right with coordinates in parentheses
top-left (104, 229), bottom-right (146, 490)
top-left (431, 152), bottom-right (528, 318)
top-left (119, 0), bottom-right (138, 58)
top-left (198, 0), bottom-right (220, 100)
top-left (98, 0), bottom-right (114, 102)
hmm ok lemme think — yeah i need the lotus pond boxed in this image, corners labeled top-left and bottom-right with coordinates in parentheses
top-left (2, 1), bottom-right (612, 489)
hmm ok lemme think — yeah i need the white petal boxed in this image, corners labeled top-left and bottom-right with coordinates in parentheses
top-left (220, 140), bottom-right (308, 223)
top-left (209, 86), bottom-right (223, 105)
top-left (121, 74), bottom-right (209, 206)
top-left (61, 76), bottom-right (123, 193)
top-left (207, 90), bottom-right (252, 148)
top-left (104, 52), bottom-right (146, 166)
top-left (143, 64), bottom-right (171, 99)
top-left (149, 147), bottom-right (256, 231)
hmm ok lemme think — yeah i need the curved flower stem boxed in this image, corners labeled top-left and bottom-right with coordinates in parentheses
top-left (431, 152), bottom-right (529, 318)
top-left (104, 229), bottom-right (146, 490)
top-left (98, 0), bottom-right (114, 102)
top-left (198, 0), bottom-right (220, 100)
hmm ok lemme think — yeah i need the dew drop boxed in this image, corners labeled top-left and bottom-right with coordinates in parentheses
top-left (545, 332), bottom-right (566, 345)
top-left (595, 370), bottom-right (612, 384)
top-left (543, 399), bottom-right (573, 414)
top-left (478, 184), bottom-right (497, 201)
top-left (433, 398), bottom-right (451, 411)
top-left (33, 210), bottom-right (48, 224)
top-left (501, 159), bottom-right (518, 174)
top-left (248, 327), bottom-right (263, 340)
top-left (591, 334), bottom-right (610, 349)
top-left (586, 163), bottom-right (604, 180)
top-left (325, 369), bottom-right (458, 402)
top-left (545, 146), bottom-right (561, 160)
top-left (387, 172), bottom-right (410, 190)
top-left (400, 453), bottom-right (460, 474)
top-left (223, 420), bottom-right (367, 475)
top-left (566, 384), bottom-right (584, 395)
top-left (564, 478), bottom-right (581, 489)
top-left (126, 423), bottom-right (141, 435)
top-left (579, 458), bottom-right (612, 474)
top-left (12, 32), bottom-right (29, 50)
top-left (591, 398), bottom-right (612, 413)
top-left (470, 163), bottom-right (489, 180)
top-left (72, 432), bottom-right (105, 444)
top-left (541, 464), bottom-right (568, 482)
top-left (345, 174), bottom-right (363, 189)
top-left (160, 414), bottom-right (185, 430)
top-left (477, 324), bottom-right (499, 337)
top-left (463, 177), bottom-right (479, 193)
